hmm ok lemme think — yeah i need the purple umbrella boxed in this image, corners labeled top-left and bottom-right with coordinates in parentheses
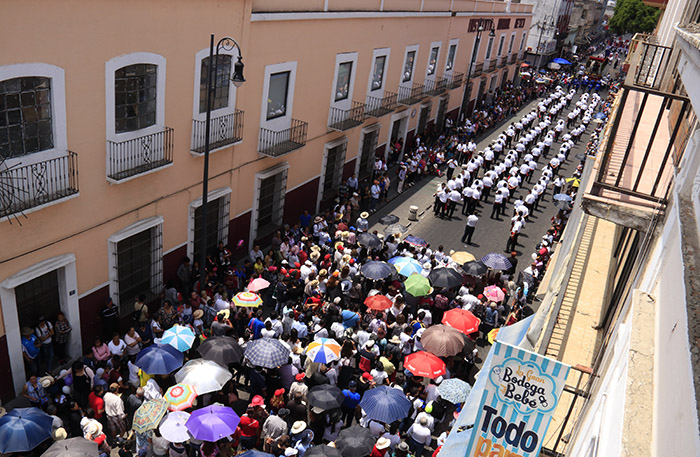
top-left (185, 405), bottom-right (240, 442)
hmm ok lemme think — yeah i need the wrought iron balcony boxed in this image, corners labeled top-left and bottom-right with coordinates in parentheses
top-left (471, 62), bottom-right (484, 77)
top-left (397, 83), bottom-right (426, 105)
top-left (446, 72), bottom-right (464, 89)
top-left (0, 151), bottom-right (78, 218)
top-left (107, 127), bottom-right (174, 181)
top-left (365, 91), bottom-right (398, 117)
top-left (191, 110), bottom-right (244, 154)
top-left (258, 119), bottom-right (308, 157)
top-left (483, 60), bottom-right (495, 72)
top-left (423, 77), bottom-right (447, 96)
top-left (624, 34), bottom-right (672, 92)
top-left (510, 54), bottom-right (518, 64)
top-left (328, 101), bottom-right (366, 131)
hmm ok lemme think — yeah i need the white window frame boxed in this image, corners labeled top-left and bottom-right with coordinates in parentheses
top-left (399, 44), bottom-right (419, 88)
top-left (520, 32), bottom-right (527, 52)
top-left (250, 162), bottom-right (289, 246)
top-left (0, 63), bottom-right (68, 167)
top-left (187, 187), bottom-right (232, 261)
top-left (497, 34), bottom-right (506, 57)
top-left (356, 123), bottom-right (381, 178)
top-left (105, 52), bottom-right (167, 143)
top-left (367, 48), bottom-right (391, 96)
top-left (107, 216), bottom-right (164, 312)
top-left (425, 41), bottom-right (442, 80)
top-left (485, 36), bottom-right (495, 61)
top-left (317, 136), bottom-right (349, 212)
top-left (508, 33), bottom-right (516, 55)
top-left (444, 39), bottom-right (459, 75)
top-left (192, 47), bottom-right (239, 123)
top-left (260, 62), bottom-right (297, 134)
top-left (330, 52), bottom-right (359, 111)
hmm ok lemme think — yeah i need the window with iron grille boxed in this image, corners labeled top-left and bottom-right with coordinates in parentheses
top-left (115, 64), bottom-right (157, 133)
top-left (199, 55), bottom-right (232, 113)
top-left (436, 96), bottom-right (448, 131)
top-left (322, 141), bottom-right (347, 202)
top-left (15, 270), bottom-right (61, 331)
top-left (358, 128), bottom-right (378, 182)
top-left (256, 168), bottom-right (287, 239)
top-left (191, 190), bottom-right (231, 262)
top-left (0, 76), bottom-right (54, 159)
top-left (417, 105), bottom-right (431, 136)
top-left (403, 51), bottom-right (416, 83)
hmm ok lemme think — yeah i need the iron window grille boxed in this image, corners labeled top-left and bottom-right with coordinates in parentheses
top-left (15, 270), bottom-right (60, 330)
top-left (358, 129), bottom-right (378, 182)
top-left (321, 142), bottom-right (348, 202)
top-left (0, 76), bottom-right (54, 159)
top-left (256, 168), bottom-right (287, 239)
top-left (114, 64), bottom-right (157, 134)
top-left (436, 97), bottom-right (449, 131)
top-left (193, 193), bottom-right (231, 261)
top-left (417, 105), bottom-right (431, 137)
top-left (199, 55), bottom-right (232, 113)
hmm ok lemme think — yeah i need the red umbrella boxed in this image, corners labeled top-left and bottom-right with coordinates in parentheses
top-left (442, 309), bottom-right (481, 335)
top-left (364, 294), bottom-right (393, 311)
top-left (404, 351), bottom-right (446, 379)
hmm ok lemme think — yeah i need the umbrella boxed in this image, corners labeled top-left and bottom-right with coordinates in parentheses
top-left (132, 399), bottom-right (169, 433)
top-left (388, 256), bottom-right (424, 277)
top-left (437, 378), bottom-right (472, 404)
top-left (232, 291), bottom-right (263, 307)
top-left (357, 232), bottom-right (382, 249)
top-left (553, 57), bottom-right (572, 65)
top-left (548, 62), bottom-right (561, 70)
top-left (248, 277), bottom-right (270, 292)
top-left (238, 451), bottom-right (275, 457)
top-left (566, 177), bottom-right (581, 187)
top-left (481, 253), bottom-right (512, 270)
top-left (135, 343), bottom-right (184, 375)
top-left (404, 351), bottom-right (446, 379)
top-left (164, 384), bottom-right (197, 411)
top-left (384, 223), bottom-right (408, 236)
top-left (404, 273), bottom-right (432, 297)
top-left (161, 325), bottom-right (196, 352)
top-left (361, 261), bottom-right (395, 280)
top-left (364, 294), bottom-right (393, 311)
top-left (553, 193), bottom-right (573, 202)
top-left (575, 153), bottom-right (587, 161)
top-left (594, 111), bottom-right (607, 119)
top-left (159, 411), bottom-right (191, 443)
top-left (484, 285), bottom-right (506, 302)
top-left (306, 445), bottom-right (342, 457)
top-left (428, 267), bottom-right (463, 289)
top-left (305, 338), bottom-right (341, 364)
top-left (463, 260), bottom-right (488, 276)
top-left (244, 338), bottom-right (291, 368)
top-left (554, 200), bottom-right (573, 210)
top-left (41, 437), bottom-right (98, 457)
top-left (307, 384), bottom-right (345, 411)
top-left (0, 407), bottom-right (53, 453)
top-left (450, 251), bottom-right (476, 264)
top-left (197, 336), bottom-right (243, 365)
top-left (488, 328), bottom-right (501, 344)
top-left (175, 359), bottom-right (233, 394)
top-left (186, 404), bottom-right (240, 442)
top-left (538, 69), bottom-right (547, 73)
top-left (404, 235), bottom-right (427, 247)
top-left (442, 308), bottom-right (481, 335)
top-left (359, 386), bottom-right (412, 423)
top-left (378, 214), bottom-right (400, 225)
top-left (421, 324), bottom-right (465, 357)
top-left (335, 426), bottom-right (376, 457)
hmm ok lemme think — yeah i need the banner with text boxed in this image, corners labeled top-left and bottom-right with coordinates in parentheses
top-left (463, 341), bottom-right (570, 457)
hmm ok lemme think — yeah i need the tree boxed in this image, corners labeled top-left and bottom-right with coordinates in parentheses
top-left (608, 0), bottom-right (660, 34)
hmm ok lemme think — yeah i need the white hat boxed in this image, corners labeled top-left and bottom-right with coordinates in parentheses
top-left (53, 427), bottom-right (67, 441)
top-left (365, 340), bottom-right (375, 349)
top-left (291, 421), bottom-right (307, 434)
top-left (376, 437), bottom-right (391, 450)
top-left (39, 376), bottom-right (54, 388)
top-left (284, 448), bottom-right (299, 456)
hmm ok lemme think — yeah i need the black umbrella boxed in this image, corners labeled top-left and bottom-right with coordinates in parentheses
top-left (307, 385), bottom-right (345, 412)
top-left (361, 261), bottom-right (395, 280)
top-left (379, 214), bottom-right (400, 225)
top-left (463, 260), bottom-right (488, 276)
top-left (575, 153), bottom-right (586, 161)
top-left (357, 232), bottom-right (382, 249)
top-left (428, 267), bottom-right (464, 289)
top-left (554, 200), bottom-right (573, 210)
top-left (335, 426), bottom-right (376, 457)
top-left (196, 336), bottom-right (243, 365)
top-left (306, 445), bottom-right (343, 457)
top-left (384, 223), bottom-right (408, 236)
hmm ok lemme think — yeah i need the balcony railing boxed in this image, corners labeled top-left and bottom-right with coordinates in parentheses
top-left (0, 151), bottom-right (78, 218)
top-left (107, 128), bottom-right (174, 181)
top-left (510, 54), bottom-right (518, 64)
top-left (258, 119), bottom-right (308, 157)
top-left (471, 62), bottom-right (484, 77)
top-left (446, 72), bottom-right (464, 89)
top-left (483, 60), bottom-right (494, 72)
top-left (625, 35), bottom-right (672, 91)
top-left (397, 83), bottom-right (426, 105)
top-left (365, 92), bottom-right (397, 117)
top-left (191, 110), bottom-right (244, 154)
top-left (328, 101), bottom-right (366, 131)
top-left (423, 77), bottom-right (447, 96)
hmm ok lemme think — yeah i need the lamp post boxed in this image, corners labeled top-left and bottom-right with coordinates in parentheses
top-left (459, 20), bottom-right (495, 123)
top-left (199, 34), bottom-right (245, 290)
top-left (534, 16), bottom-right (556, 71)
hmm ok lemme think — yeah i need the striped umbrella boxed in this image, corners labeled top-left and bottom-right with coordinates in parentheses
top-left (132, 399), bottom-right (169, 433)
top-left (244, 338), bottom-right (291, 368)
top-left (437, 378), bottom-right (472, 404)
top-left (232, 291), bottom-right (263, 308)
top-left (480, 253), bottom-right (512, 271)
top-left (161, 325), bottom-right (196, 352)
top-left (164, 384), bottom-right (198, 411)
top-left (388, 256), bottom-right (424, 277)
top-left (484, 285), bottom-right (505, 302)
top-left (404, 235), bottom-right (427, 247)
top-left (404, 351), bottom-right (446, 379)
top-left (305, 338), bottom-right (341, 364)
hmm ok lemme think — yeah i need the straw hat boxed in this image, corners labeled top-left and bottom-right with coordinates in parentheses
top-left (53, 427), bottom-right (67, 441)
top-left (310, 245), bottom-right (322, 252)
top-left (39, 376), bottom-right (54, 388)
top-left (360, 212), bottom-right (369, 219)
top-left (376, 437), bottom-right (391, 450)
top-left (193, 309), bottom-right (204, 319)
top-left (309, 251), bottom-right (321, 262)
top-left (335, 241), bottom-right (344, 250)
top-left (217, 309), bottom-right (230, 320)
top-left (291, 421), bottom-right (307, 434)
top-left (21, 327), bottom-right (34, 337)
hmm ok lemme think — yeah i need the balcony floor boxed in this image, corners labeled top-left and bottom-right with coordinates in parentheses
top-left (329, 118), bottom-right (364, 131)
top-left (259, 140), bottom-right (305, 157)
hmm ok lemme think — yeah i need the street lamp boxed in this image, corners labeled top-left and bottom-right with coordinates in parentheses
top-left (459, 20), bottom-right (495, 123)
top-left (534, 16), bottom-right (556, 71)
top-left (199, 34), bottom-right (245, 290)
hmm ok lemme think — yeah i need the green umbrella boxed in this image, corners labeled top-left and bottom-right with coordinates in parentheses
top-left (404, 273), bottom-right (432, 297)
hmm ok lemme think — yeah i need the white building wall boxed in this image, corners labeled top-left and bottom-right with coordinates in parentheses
top-left (522, 0), bottom-right (563, 57)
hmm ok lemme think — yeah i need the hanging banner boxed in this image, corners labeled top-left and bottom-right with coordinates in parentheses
top-left (463, 341), bottom-right (570, 457)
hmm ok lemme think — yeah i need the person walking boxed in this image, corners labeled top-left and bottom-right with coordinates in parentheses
top-left (506, 217), bottom-right (523, 252)
top-left (491, 190), bottom-right (504, 219)
top-left (461, 213), bottom-right (479, 245)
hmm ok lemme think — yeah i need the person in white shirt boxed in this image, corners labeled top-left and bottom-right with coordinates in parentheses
top-left (407, 417), bottom-right (432, 455)
top-left (108, 334), bottom-right (126, 357)
top-left (447, 189), bottom-right (462, 219)
top-left (104, 383), bottom-right (127, 439)
top-left (461, 213), bottom-right (479, 244)
top-left (507, 217), bottom-right (524, 252)
top-left (491, 190), bottom-right (505, 219)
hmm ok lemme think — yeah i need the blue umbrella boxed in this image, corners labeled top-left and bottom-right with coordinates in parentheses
top-left (553, 193), bottom-right (573, 202)
top-left (388, 256), bottom-right (424, 277)
top-left (0, 407), bottom-right (53, 453)
top-left (244, 338), bottom-right (290, 368)
top-left (359, 386), bottom-right (412, 423)
top-left (437, 378), bottom-right (472, 404)
top-left (593, 111), bottom-right (607, 119)
top-left (238, 451), bottom-right (274, 457)
top-left (553, 57), bottom-right (572, 65)
top-left (135, 343), bottom-right (184, 375)
top-left (539, 69), bottom-right (547, 74)
top-left (361, 260), bottom-right (395, 280)
top-left (404, 235), bottom-right (428, 247)
top-left (480, 253), bottom-right (512, 271)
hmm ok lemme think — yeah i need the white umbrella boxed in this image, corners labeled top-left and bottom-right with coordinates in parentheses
top-left (174, 359), bottom-right (232, 394)
top-left (159, 411), bottom-right (191, 443)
